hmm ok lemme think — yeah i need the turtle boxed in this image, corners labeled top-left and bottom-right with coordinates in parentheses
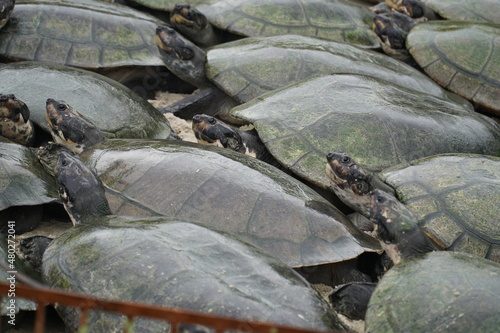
top-left (51, 138), bottom-right (383, 286)
top-left (371, 10), bottom-right (418, 64)
top-left (328, 281), bottom-right (377, 321)
top-left (0, 0), bottom-right (14, 29)
top-left (193, 0), bottom-right (380, 48)
top-left (364, 251), bottom-right (500, 333)
top-left (326, 153), bottom-right (500, 262)
top-left (421, 0), bottom-right (500, 24)
top-left (0, 61), bottom-right (177, 144)
top-left (328, 189), bottom-right (500, 327)
top-left (373, 18), bottom-right (500, 116)
top-left (230, 74), bottom-right (500, 193)
top-left (0, 140), bottom-right (59, 235)
top-left (155, 30), bottom-right (472, 124)
top-left (169, 3), bottom-right (228, 47)
top-left (0, 0), bottom-right (193, 98)
top-left (45, 98), bottom-right (105, 153)
top-left (0, 94), bottom-right (35, 146)
top-left (191, 113), bottom-right (279, 167)
top-left (371, 0), bottom-right (437, 20)
top-left (21, 150), bottom-right (346, 332)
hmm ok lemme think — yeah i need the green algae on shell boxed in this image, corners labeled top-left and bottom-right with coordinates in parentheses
top-left (43, 217), bottom-right (345, 331)
top-left (231, 74), bottom-right (500, 189)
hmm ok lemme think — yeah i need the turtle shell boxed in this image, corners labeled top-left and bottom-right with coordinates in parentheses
top-left (407, 21), bottom-right (500, 116)
top-left (205, 34), bottom-right (470, 106)
top-left (78, 139), bottom-right (380, 269)
top-left (230, 74), bottom-right (500, 189)
top-left (198, 0), bottom-right (379, 48)
top-left (379, 154), bottom-right (500, 262)
top-left (0, 140), bottom-right (58, 212)
top-left (422, 0), bottom-right (500, 23)
top-left (365, 251), bottom-right (500, 333)
top-left (0, 0), bottom-right (166, 69)
top-left (0, 140), bottom-right (59, 234)
top-left (42, 217), bottom-right (344, 331)
top-left (0, 62), bottom-right (175, 140)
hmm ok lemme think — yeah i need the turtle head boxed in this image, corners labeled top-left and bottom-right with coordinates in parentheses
top-left (34, 143), bottom-right (72, 176)
top-left (0, 0), bottom-right (14, 29)
top-left (45, 98), bottom-right (104, 153)
top-left (373, 14), bottom-right (409, 51)
top-left (0, 94), bottom-right (34, 146)
top-left (192, 114), bottom-right (244, 152)
top-left (55, 150), bottom-right (111, 225)
top-left (370, 189), bottom-right (437, 264)
top-left (389, 0), bottom-right (426, 19)
top-left (326, 152), bottom-right (373, 218)
top-left (0, 94), bottom-right (30, 123)
top-left (155, 25), bottom-right (209, 88)
top-left (170, 3), bottom-right (217, 47)
top-left (171, 3), bottom-right (208, 30)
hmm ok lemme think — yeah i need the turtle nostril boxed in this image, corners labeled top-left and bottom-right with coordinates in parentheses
top-left (0, 95), bottom-right (7, 102)
top-left (326, 152), bottom-right (334, 160)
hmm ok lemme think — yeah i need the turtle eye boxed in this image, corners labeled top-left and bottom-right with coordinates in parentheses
top-left (208, 117), bottom-right (216, 125)
top-left (57, 103), bottom-right (67, 111)
top-left (167, 28), bottom-right (176, 36)
top-left (61, 158), bottom-right (68, 167)
top-left (342, 155), bottom-right (350, 163)
top-left (376, 194), bottom-right (386, 203)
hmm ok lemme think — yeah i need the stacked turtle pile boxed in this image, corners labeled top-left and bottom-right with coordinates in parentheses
top-left (0, 0), bottom-right (499, 332)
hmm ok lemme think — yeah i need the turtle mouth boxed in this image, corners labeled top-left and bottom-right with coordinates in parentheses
top-left (45, 103), bottom-right (61, 129)
top-left (325, 158), bottom-right (350, 185)
top-left (155, 26), bottom-right (176, 51)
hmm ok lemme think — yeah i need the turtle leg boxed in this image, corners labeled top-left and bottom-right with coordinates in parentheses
top-left (157, 87), bottom-right (244, 125)
top-left (19, 236), bottom-right (53, 274)
top-left (329, 282), bottom-right (377, 320)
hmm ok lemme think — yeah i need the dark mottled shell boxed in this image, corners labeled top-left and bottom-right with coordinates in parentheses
top-left (199, 0), bottom-right (379, 48)
top-left (379, 154), bottom-right (500, 262)
top-left (231, 74), bottom-right (500, 189)
top-left (366, 251), bottom-right (500, 333)
top-left (0, 0), bottom-right (165, 69)
top-left (407, 21), bottom-right (500, 116)
top-left (0, 141), bottom-right (58, 211)
top-left (43, 217), bottom-right (343, 331)
top-left (79, 139), bottom-right (380, 268)
top-left (206, 34), bottom-right (465, 105)
top-left (422, 0), bottom-right (500, 23)
top-left (0, 62), bottom-right (175, 139)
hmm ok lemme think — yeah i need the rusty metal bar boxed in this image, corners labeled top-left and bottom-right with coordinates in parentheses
top-left (0, 283), bottom-right (343, 333)
top-left (34, 300), bottom-right (47, 333)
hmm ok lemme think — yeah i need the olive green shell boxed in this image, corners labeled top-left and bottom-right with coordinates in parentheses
top-left (43, 217), bottom-right (343, 332)
top-left (0, 141), bottom-right (58, 211)
top-left (79, 139), bottom-right (379, 268)
top-left (0, 62), bottom-right (175, 139)
top-left (206, 34), bottom-right (469, 106)
top-left (379, 154), bottom-right (500, 262)
top-left (231, 74), bottom-right (500, 189)
top-left (422, 0), bottom-right (500, 24)
top-left (365, 251), bottom-right (500, 333)
top-left (0, 0), bottom-right (166, 69)
top-left (198, 0), bottom-right (379, 48)
top-left (407, 21), bottom-right (500, 116)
